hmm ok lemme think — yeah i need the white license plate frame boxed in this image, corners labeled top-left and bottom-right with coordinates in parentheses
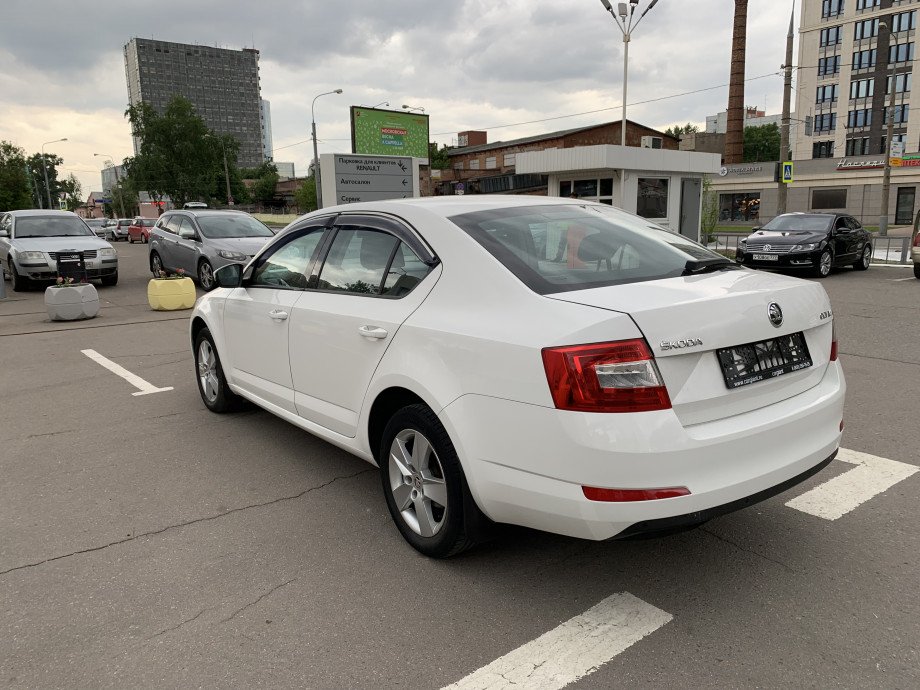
top-left (752, 253), bottom-right (779, 261)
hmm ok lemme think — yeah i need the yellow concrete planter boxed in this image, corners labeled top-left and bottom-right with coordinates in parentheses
top-left (147, 277), bottom-right (196, 311)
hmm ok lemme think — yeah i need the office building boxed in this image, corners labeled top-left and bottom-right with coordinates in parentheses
top-left (260, 99), bottom-right (273, 162)
top-left (124, 38), bottom-right (264, 167)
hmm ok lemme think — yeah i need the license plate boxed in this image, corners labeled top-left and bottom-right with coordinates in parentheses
top-left (752, 253), bottom-right (779, 261)
top-left (717, 332), bottom-right (812, 389)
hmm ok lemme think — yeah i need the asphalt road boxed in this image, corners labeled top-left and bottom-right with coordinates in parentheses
top-left (1, 242), bottom-right (918, 689)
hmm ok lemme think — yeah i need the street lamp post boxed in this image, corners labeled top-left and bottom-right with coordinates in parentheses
top-left (402, 106), bottom-right (430, 196)
top-left (203, 135), bottom-right (233, 206)
top-left (879, 21), bottom-right (900, 237)
top-left (94, 153), bottom-right (128, 219)
top-left (599, 1), bottom-right (658, 207)
top-left (41, 138), bottom-right (68, 209)
top-left (312, 89), bottom-right (343, 210)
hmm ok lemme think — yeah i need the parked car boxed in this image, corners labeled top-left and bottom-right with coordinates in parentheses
top-left (183, 201), bottom-right (208, 209)
top-left (188, 196), bottom-right (844, 558)
top-left (149, 210), bottom-right (274, 289)
top-left (0, 210), bottom-right (118, 291)
top-left (736, 212), bottom-right (872, 278)
top-left (110, 218), bottom-right (133, 242)
top-left (912, 229), bottom-right (920, 279)
top-left (84, 218), bottom-right (107, 238)
top-left (127, 217), bottom-right (156, 244)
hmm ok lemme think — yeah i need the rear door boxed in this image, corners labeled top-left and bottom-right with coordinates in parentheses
top-left (152, 215), bottom-right (181, 270)
top-left (287, 215), bottom-right (439, 437)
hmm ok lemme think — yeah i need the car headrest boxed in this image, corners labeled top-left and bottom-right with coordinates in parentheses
top-left (577, 233), bottom-right (620, 263)
top-left (360, 232), bottom-right (401, 270)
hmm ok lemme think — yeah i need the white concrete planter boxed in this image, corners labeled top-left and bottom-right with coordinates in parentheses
top-left (44, 283), bottom-right (100, 321)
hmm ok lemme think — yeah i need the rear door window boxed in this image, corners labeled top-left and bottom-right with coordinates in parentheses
top-left (316, 228), bottom-right (399, 295)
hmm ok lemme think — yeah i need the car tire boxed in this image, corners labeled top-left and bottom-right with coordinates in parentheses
top-left (198, 259), bottom-right (215, 291)
top-left (379, 404), bottom-right (484, 558)
top-left (194, 328), bottom-right (243, 413)
top-left (142, 233), bottom-right (148, 244)
top-left (150, 251), bottom-right (164, 277)
top-left (853, 244), bottom-right (871, 271)
top-left (914, 262), bottom-right (920, 279)
top-left (9, 262), bottom-right (30, 292)
top-left (128, 234), bottom-right (134, 244)
top-left (101, 271), bottom-right (118, 287)
top-left (813, 249), bottom-right (833, 278)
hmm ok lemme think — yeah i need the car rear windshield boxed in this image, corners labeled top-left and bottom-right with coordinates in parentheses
top-left (760, 215), bottom-right (833, 232)
top-left (141, 219), bottom-right (155, 226)
top-left (15, 216), bottom-right (93, 238)
top-left (196, 214), bottom-right (273, 239)
top-left (450, 204), bottom-right (724, 294)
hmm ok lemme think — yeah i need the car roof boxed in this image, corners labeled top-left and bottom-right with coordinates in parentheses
top-left (7, 209), bottom-right (79, 217)
top-left (164, 209), bottom-right (252, 218)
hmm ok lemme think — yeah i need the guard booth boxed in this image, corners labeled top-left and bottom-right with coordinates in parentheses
top-left (55, 251), bottom-right (88, 283)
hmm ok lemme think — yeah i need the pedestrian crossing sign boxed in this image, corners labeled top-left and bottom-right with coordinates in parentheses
top-left (782, 162), bottom-right (794, 184)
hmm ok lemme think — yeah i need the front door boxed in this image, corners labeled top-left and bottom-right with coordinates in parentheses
top-left (221, 225), bottom-right (329, 413)
top-left (679, 178), bottom-right (702, 241)
top-left (288, 216), bottom-right (439, 437)
top-left (172, 217), bottom-right (202, 275)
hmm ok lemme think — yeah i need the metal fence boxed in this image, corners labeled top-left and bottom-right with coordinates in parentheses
top-left (709, 234), bottom-right (913, 265)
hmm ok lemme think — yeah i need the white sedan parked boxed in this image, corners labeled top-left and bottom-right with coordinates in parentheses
top-left (190, 196), bottom-right (845, 557)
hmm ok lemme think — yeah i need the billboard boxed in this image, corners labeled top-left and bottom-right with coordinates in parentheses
top-left (351, 107), bottom-right (430, 160)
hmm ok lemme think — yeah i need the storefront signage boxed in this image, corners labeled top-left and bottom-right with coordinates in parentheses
top-left (836, 158), bottom-right (885, 171)
top-left (719, 165), bottom-right (764, 177)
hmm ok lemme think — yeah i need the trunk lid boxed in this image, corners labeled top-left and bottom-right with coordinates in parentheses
top-left (548, 269), bottom-right (834, 426)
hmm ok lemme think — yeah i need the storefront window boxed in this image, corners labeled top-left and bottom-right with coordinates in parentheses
top-left (896, 187), bottom-right (916, 224)
top-left (718, 193), bottom-right (761, 222)
top-left (635, 178), bottom-right (668, 219)
top-left (558, 178), bottom-right (615, 204)
top-left (812, 188), bottom-right (848, 209)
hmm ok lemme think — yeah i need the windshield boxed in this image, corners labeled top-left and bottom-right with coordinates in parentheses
top-left (760, 214), bottom-right (833, 233)
top-left (196, 214), bottom-right (273, 239)
top-left (450, 204), bottom-right (727, 294)
top-left (15, 216), bottom-right (94, 238)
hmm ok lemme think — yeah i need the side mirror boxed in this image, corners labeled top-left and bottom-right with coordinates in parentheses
top-left (0, 229), bottom-right (8, 238)
top-left (179, 228), bottom-right (198, 240)
top-left (213, 263), bottom-right (242, 288)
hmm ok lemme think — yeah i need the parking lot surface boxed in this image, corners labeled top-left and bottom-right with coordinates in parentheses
top-left (1, 243), bottom-right (918, 688)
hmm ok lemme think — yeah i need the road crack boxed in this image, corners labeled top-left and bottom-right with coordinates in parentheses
top-left (145, 606), bottom-right (212, 641)
top-left (0, 467), bottom-right (373, 578)
top-left (220, 578), bottom-right (297, 624)
top-left (700, 527), bottom-right (794, 573)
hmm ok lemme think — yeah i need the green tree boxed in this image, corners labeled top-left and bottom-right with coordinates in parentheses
top-left (664, 122), bottom-right (700, 139)
top-left (241, 160), bottom-right (279, 205)
top-left (59, 174), bottom-right (83, 211)
top-left (294, 175), bottom-right (317, 213)
top-left (26, 152), bottom-right (64, 209)
top-left (743, 123), bottom-right (780, 162)
top-left (428, 141), bottom-right (451, 169)
top-left (125, 96), bottom-right (224, 207)
top-left (108, 177), bottom-right (140, 217)
top-left (0, 141), bottom-right (33, 211)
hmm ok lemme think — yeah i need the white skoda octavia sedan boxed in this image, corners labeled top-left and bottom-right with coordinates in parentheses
top-left (190, 196), bottom-right (844, 557)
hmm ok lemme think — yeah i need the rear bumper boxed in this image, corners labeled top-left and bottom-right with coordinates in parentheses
top-left (440, 361), bottom-right (845, 541)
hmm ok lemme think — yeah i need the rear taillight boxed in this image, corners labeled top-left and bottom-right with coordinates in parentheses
top-left (541, 339), bottom-right (671, 413)
top-left (913, 233), bottom-right (920, 247)
top-left (830, 320), bottom-right (838, 362)
top-left (582, 486), bottom-right (690, 502)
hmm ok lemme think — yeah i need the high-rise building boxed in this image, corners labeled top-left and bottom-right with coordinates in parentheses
top-left (260, 99), bottom-right (273, 162)
top-left (124, 38), bottom-right (265, 167)
top-left (794, 0), bottom-right (916, 161)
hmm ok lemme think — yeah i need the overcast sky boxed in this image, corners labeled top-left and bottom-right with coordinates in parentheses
top-left (0, 0), bottom-right (796, 197)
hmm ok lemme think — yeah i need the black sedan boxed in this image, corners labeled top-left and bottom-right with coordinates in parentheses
top-left (735, 212), bottom-right (872, 278)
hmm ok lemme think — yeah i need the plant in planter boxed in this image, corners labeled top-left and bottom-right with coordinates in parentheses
top-left (44, 276), bottom-right (100, 321)
top-left (147, 267), bottom-right (196, 311)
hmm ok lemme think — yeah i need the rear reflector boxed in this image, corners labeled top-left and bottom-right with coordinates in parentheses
top-left (542, 339), bottom-right (671, 413)
top-left (582, 486), bottom-right (691, 502)
top-left (830, 319), bottom-right (838, 362)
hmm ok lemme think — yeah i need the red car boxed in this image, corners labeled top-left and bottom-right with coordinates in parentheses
top-left (127, 217), bottom-right (156, 244)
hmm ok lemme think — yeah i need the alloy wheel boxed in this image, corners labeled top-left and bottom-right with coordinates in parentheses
top-left (198, 261), bottom-right (214, 290)
top-left (862, 245), bottom-right (871, 268)
top-left (197, 339), bottom-right (219, 404)
top-left (388, 429), bottom-right (448, 538)
top-left (819, 251), bottom-right (832, 276)
top-left (151, 253), bottom-right (163, 276)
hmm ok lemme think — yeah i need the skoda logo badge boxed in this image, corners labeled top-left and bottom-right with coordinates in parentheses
top-left (768, 302), bottom-right (783, 328)
top-left (764, 244), bottom-right (772, 252)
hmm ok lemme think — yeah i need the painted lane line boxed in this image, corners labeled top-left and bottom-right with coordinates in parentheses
top-left (81, 349), bottom-right (174, 396)
top-left (890, 277), bottom-right (916, 282)
top-left (441, 592), bottom-right (672, 690)
top-left (785, 448), bottom-right (918, 520)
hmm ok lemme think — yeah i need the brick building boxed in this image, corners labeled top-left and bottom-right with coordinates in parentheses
top-left (437, 120), bottom-right (678, 195)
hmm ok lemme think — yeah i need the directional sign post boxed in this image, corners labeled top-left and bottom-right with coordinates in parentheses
top-left (321, 154), bottom-right (419, 207)
top-left (781, 161), bottom-right (794, 184)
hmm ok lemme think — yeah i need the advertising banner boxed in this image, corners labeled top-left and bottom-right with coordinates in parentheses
top-left (351, 107), bottom-right (430, 160)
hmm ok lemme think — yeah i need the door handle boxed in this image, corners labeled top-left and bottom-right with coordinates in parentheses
top-left (358, 325), bottom-right (388, 339)
top-left (268, 310), bottom-right (289, 321)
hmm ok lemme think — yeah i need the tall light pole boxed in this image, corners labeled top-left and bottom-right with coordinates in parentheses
top-left (879, 20), bottom-right (899, 237)
top-left (599, 1), bottom-right (658, 207)
top-left (312, 88), bottom-right (343, 210)
top-left (41, 138), bottom-right (67, 209)
top-left (94, 153), bottom-right (128, 219)
top-left (361, 101), bottom-right (389, 108)
top-left (776, 1), bottom-right (795, 216)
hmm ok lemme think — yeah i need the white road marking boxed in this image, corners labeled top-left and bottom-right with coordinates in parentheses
top-left (81, 349), bottom-right (174, 396)
top-left (441, 592), bottom-right (672, 690)
top-left (785, 448), bottom-right (918, 520)
top-left (889, 277), bottom-right (916, 282)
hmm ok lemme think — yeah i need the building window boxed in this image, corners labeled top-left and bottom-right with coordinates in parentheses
top-left (557, 178), bottom-right (614, 204)
top-left (469, 158), bottom-right (480, 170)
top-left (896, 187), bottom-right (916, 224)
top-left (813, 140), bottom-right (835, 158)
top-left (891, 10), bottom-right (917, 33)
top-left (845, 137), bottom-right (870, 155)
top-left (817, 84), bottom-right (839, 103)
top-left (852, 49), bottom-right (877, 69)
top-left (503, 153), bottom-right (516, 167)
top-left (818, 56), bottom-right (841, 75)
top-left (719, 193), bottom-right (761, 222)
top-left (636, 178), bottom-right (669, 219)
top-left (815, 112), bottom-right (838, 131)
top-left (856, 0), bottom-right (880, 8)
top-left (889, 43), bottom-right (915, 63)
top-left (485, 156), bottom-right (497, 169)
top-left (823, 0), bottom-right (844, 18)
top-left (847, 109), bottom-right (873, 128)
top-left (887, 72), bottom-right (912, 94)
top-left (854, 18), bottom-right (879, 40)
top-left (812, 189), bottom-right (848, 210)
top-left (883, 104), bottom-right (910, 125)
top-left (453, 161), bottom-right (463, 170)
top-left (849, 78), bottom-right (874, 99)
top-left (820, 26), bottom-right (843, 46)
